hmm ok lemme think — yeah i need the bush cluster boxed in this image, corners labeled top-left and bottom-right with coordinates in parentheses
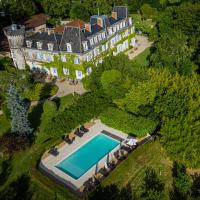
top-left (24, 83), bottom-right (58, 101)
top-left (100, 107), bottom-right (157, 137)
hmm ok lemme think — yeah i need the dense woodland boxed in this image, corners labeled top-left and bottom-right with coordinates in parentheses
top-left (0, 0), bottom-right (200, 199)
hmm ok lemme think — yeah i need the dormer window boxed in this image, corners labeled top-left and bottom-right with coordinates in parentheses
top-left (94, 36), bottom-right (98, 44)
top-left (123, 21), bottom-right (126, 27)
top-left (36, 42), bottom-right (42, 50)
top-left (108, 28), bottom-right (112, 35)
top-left (47, 43), bottom-right (54, 51)
top-left (113, 26), bottom-right (116, 33)
top-left (66, 43), bottom-right (72, 52)
top-left (90, 38), bottom-right (94, 46)
top-left (102, 32), bottom-right (106, 39)
top-left (98, 34), bottom-right (102, 41)
top-left (82, 41), bottom-right (88, 51)
top-left (26, 40), bottom-right (32, 48)
top-left (117, 25), bottom-right (120, 31)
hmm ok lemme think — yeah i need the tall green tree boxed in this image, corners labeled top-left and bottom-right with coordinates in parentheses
top-left (7, 85), bottom-right (33, 136)
top-left (141, 167), bottom-right (165, 200)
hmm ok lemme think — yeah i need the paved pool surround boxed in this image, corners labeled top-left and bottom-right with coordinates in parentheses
top-left (39, 120), bottom-right (127, 191)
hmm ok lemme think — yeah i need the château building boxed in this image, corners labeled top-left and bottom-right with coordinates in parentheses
top-left (4, 6), bottom-right (136, 80)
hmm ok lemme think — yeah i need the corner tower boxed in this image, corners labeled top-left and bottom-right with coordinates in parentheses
top-left (3, 24), bottom-right (26, 69)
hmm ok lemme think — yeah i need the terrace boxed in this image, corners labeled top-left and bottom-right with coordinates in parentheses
top-left (39, 120), bottom-right (141, 195)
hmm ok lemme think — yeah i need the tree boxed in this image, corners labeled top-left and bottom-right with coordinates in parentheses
top-left (121, 68), bottom-right (200, 167)
top-left (41, 0), bottom-right (71, 18)
top-left (141, 4), bottom-right (158, 20)
top-left (7, 85), bottom-right (33, 136)
top-left (170, 162), bottom-right (192, 200)
top-left (70, 2), bottom-right (90, 21)
top-left (141, 167), bottom-right (165, 199)
top-left (101, 69), bottom-right (127, 98)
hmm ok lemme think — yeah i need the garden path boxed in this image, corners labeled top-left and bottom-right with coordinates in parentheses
top-left (125, 35), bottom-right (152, 60)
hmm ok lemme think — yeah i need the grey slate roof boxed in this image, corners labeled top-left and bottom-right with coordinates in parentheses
top-left (24, 32), bottom-right (62, 51)
top-left (24, 6), bottom-right (130, 53)
top-left (60, 26), bottom-right (88, 53)
top-left (113, 6), bottom-right (128, 19)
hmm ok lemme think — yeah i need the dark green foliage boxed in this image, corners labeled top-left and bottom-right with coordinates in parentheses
top-left (7, 85), bottom-right (33, 136)
top-left (141, 167), bottom-right (165, 200)
top-left (100, 107), bottom-right (157, 137)
top-left (170, 162), bottom-right (192, 200)
top-left (24, 83), bottom-right (58, 101)
top-left (0, 174), bottom-right (32, 200)
top-left (191, 173), bottom-right (200, 199)
top-left (47, 92), bottom-right (111, 136)
top-left (149, 2), bottom-right (200, 74)
top-left (88, 183), bottom-right (135, 200)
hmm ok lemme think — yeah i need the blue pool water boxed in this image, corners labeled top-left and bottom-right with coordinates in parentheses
top-left (56, 134), bottom-right (119, 180)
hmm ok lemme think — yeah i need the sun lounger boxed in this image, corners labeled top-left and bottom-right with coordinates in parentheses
top-left (74, 128), bottom-right (84, 137)
top-left (80, 125), bottom-right (89, 133)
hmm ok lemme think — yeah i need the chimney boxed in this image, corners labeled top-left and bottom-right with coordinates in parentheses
top-left (112, 11), bottom-right (118, 20)
top-left (97, 18), bottom-right (103, 27)
top-left (85, 23), bottom-right (91, 32)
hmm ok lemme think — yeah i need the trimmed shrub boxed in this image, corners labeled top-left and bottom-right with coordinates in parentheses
top-left (100, 107), bottom-right (157, 137)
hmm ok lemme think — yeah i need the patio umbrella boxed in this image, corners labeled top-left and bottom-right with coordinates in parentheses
top-left (104, 161), bottom-right (109, 170)
top-left (95, 161), bottom-right (99, 174)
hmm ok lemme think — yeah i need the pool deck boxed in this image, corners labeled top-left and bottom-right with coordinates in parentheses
top-left (39, 120), bottom-right (127, 192)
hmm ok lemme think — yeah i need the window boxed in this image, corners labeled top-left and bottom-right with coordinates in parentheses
top-left (66, 43), bottom-right (72, 52)
top-left (105, 42), bottom-right (109, 50)
top-left (36, 42), bottom-right (42, 50)
top-left (76, 70), bottom-right (83, 79)
top-left (26, 40), bottom-right (32, 48)
top-left (47, 43), bottom-right (54, 51)
top-left (37, 52), bottom-right (43, 60)
top-left (50, 68), bottom-right (58, 76)
top-left (108, 28), bottom-right (112, 35)
top-left (82, 41), bottom-right (88, 51)
top-left (94, 36), bottom-right (98, 43)
top-left (63, 68), bottom-right (69, 75)
top-left (74, 57), bottom-right (80, 64)
top-left (123, 21), bottom-right (126, 27)
top-left (90, 38), bottom-right (94, 46)
top-left (111, 37), bottom-right (116, 47)
top-left (119, 22), bottom-right (123, 29)
top-left (45, 54), bottom-right (53, 62)
top-left (98, 34), bottom-right (102, 41)
top-left (102, 32), bottom-right (106, 39)
top-left (86, 67), bottom-right (92, 75)
top-left (61, 55), bottom-right (67, 62)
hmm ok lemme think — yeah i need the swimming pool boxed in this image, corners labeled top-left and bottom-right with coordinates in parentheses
top-left (56, 134), bottom-right (120, 180)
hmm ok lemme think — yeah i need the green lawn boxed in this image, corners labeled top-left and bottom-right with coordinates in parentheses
top-left (102, 141), bottom-right (173, 199)
top-left (132, 47), bottom-right (150, 67)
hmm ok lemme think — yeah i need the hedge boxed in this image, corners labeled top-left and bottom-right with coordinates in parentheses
top-left (100, 107), bottom-right (157, 137)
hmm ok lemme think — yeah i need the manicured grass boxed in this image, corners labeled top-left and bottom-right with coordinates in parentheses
top-left (132, 47), bottom-right (150, 67)
top-left (102, 141), bottom-right (172, 199)
top-left (0, 113), bottom-right (10, 136)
